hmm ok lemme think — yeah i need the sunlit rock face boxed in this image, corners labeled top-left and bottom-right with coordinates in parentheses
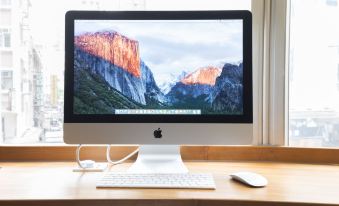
top-left (75, 31), bottom-right (141, 78)
top-left (74, 31), bottom-right (166, 105)
top-left (166, 67), bottom-right (221, 103)
top-left (181, 66), bottom-right (221, 86)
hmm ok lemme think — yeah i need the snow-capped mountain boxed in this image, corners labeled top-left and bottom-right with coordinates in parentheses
top-left (158, 71), bottom-right (188, 95)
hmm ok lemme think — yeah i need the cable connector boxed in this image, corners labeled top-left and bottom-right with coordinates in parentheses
top-left (73, 144), bottom-right (107, 172)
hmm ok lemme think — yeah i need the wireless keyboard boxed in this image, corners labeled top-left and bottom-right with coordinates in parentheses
top-left (96, 173), bottom-right (216, 189)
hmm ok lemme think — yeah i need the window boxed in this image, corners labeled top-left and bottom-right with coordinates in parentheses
top-left (1, 70), bottom-right (13, 90)
top-left (0, 10), bottom-right (11, 26)
top-left (0, 28), bottom-right (11, 48)
top-left (0, 51), bottom-right (12, 67)
top-left (288, 0), bottom-right (339, 147)
top-left (0, 0), bottom-right (251, 144)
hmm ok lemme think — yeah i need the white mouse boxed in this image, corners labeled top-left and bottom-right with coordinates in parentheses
top-left (230, 171), bottom-right (268, 187)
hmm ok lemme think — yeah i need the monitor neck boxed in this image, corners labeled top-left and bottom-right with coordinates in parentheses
top-left (127, 145), bottom-right (188, 174)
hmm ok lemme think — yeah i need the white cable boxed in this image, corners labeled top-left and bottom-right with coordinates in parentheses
top-left (76, 144), bottom-right (138, 168)
top-left (76, 144), bottom-right (85, 168)
top-left (106, 145), bottom-right (139, 165)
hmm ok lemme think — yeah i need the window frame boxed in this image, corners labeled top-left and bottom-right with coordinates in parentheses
top-left (267, 0), bottom-right (290, 146)
top-left (252, 0), bottom-right (290, 146)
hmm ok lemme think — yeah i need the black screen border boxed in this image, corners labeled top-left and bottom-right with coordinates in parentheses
top-left (64, 10), bottom-right (253, 123)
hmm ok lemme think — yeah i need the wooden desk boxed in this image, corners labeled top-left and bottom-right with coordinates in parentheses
top-left (0, 161), bottom-right (339, 206)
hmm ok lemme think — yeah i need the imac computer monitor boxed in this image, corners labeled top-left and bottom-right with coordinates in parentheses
top-left (64, 11), bottom-right (253, 173)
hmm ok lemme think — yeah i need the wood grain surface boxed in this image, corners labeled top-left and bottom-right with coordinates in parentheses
top-left (0, 161), bottom-right (339, 206)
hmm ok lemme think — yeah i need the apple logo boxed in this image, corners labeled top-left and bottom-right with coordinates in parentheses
top-left (153, 128), bottom-right (162, 138)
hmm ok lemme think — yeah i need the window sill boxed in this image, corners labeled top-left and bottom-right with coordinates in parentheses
top-left (1, 145), bottom-right (339, 164)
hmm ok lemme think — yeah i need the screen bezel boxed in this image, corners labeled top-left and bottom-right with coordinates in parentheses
top-left (64, 10), bottom-right (253, 123)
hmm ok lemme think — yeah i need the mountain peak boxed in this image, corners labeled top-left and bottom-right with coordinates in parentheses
top-left (74, 31), bottom-right (141, 78)
top-left (181, 66), bottom-right (221, 86)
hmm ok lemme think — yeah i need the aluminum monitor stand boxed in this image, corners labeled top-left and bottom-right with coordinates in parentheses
top-left (127, 145), bottom-right (188, 173)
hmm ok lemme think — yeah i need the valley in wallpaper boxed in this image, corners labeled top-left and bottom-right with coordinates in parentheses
top-left (73, 20), bottom-right (244, 115)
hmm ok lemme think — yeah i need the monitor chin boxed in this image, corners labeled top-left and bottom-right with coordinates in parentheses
top-left (63, 123), bottom-right (253, 145)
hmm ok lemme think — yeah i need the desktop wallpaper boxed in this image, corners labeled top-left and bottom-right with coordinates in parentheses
top-left (73, 20), bottom-right (243, 115)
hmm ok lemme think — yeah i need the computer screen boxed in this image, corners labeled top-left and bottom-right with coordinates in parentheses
top-left (73, 19), bottom-right (244, 116)
top-left (64, 11), bottom-right (252, 145)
